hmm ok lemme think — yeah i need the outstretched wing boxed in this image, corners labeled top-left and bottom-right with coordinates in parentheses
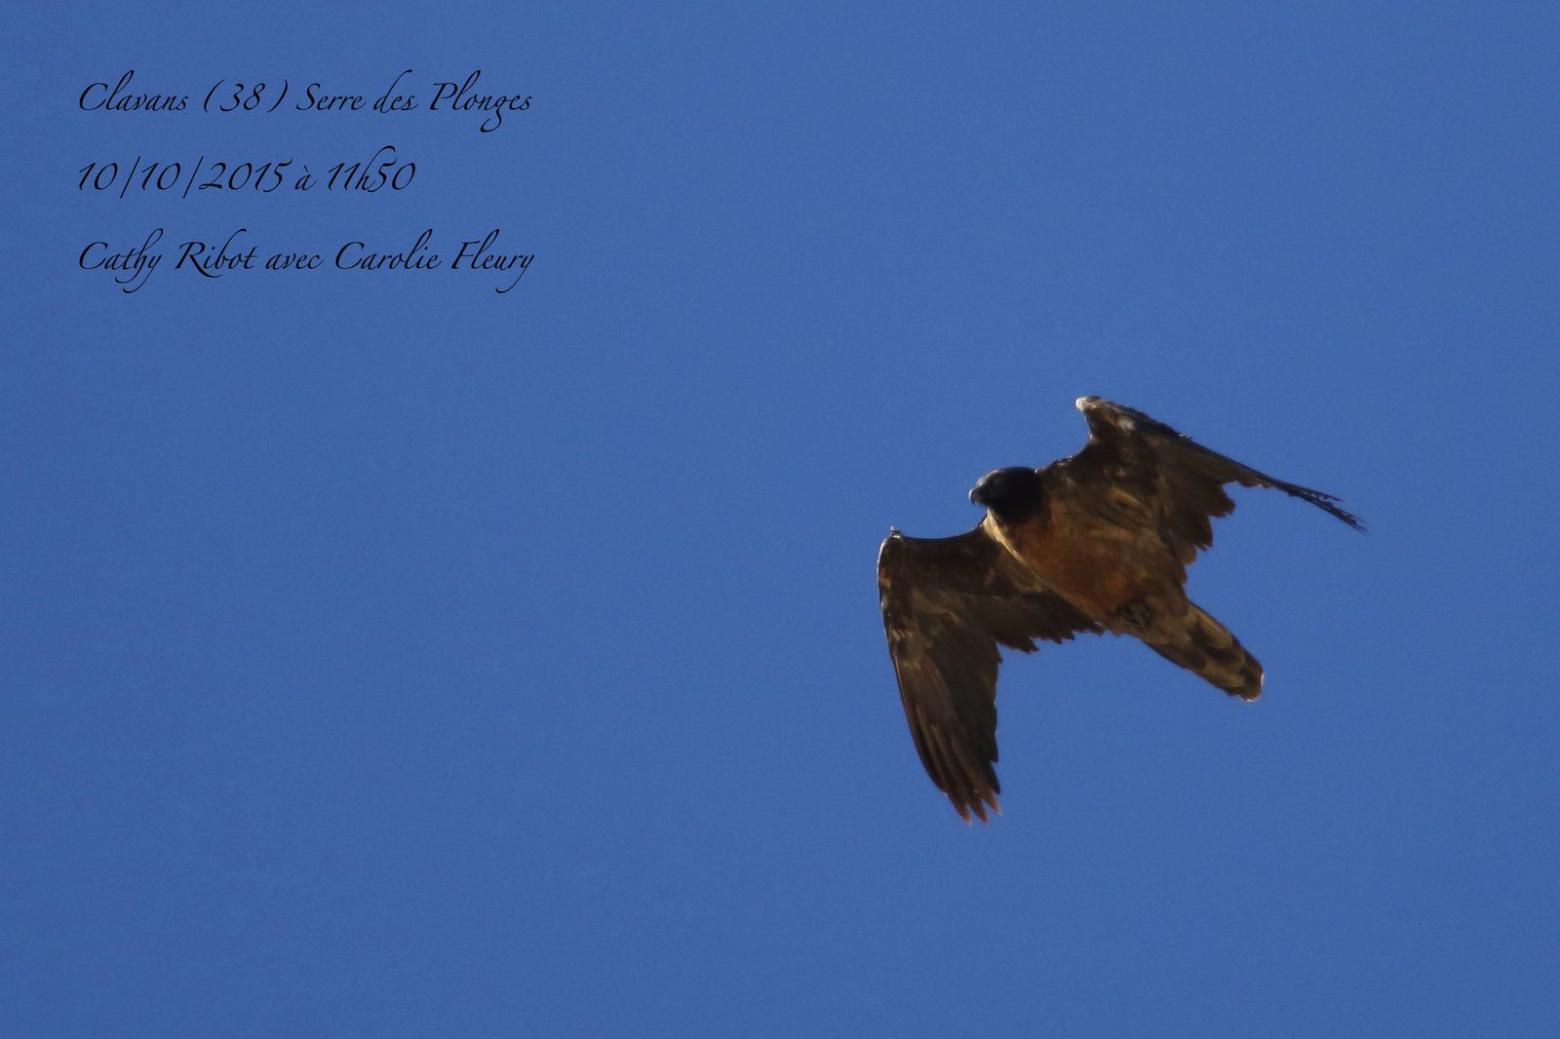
top-left (1072, 396), bottom-right (1364, 566)
top-left (877, 526), bottom-right (1100, 821)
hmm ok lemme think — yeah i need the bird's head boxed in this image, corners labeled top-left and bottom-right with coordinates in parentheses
top-left (969, 467), bottom-right (1044, 518)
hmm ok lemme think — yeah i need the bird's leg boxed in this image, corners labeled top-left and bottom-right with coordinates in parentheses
top-left (1112, 598), bottom-right (1155, 631)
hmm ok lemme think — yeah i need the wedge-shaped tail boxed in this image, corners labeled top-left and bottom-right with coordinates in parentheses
top-left (1144, 601), bottom-right (1263, 700)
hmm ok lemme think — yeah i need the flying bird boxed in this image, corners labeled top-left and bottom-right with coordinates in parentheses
top-left (877, 396), bottom-right (1364, 821)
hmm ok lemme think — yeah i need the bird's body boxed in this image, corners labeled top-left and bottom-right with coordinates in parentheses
top-left (878, 396), bottom-right (1363, 821)
top-left (981, 477), bottom-right (1164, 621)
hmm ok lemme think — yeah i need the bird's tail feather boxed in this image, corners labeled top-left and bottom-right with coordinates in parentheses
top-left (1147, 602), bottom-right (1263, 700)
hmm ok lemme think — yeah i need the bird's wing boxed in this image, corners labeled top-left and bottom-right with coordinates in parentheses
top-left (1072, 397), bottom-right (1364, 565)
top-left (877, 525), bottom-right (1100, 821)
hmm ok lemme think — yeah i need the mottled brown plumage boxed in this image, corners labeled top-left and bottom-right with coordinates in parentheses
top-left (877, 397), bottom-right (1364, 821)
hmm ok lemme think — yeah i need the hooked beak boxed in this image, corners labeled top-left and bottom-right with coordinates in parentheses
top-left (969, 476), bottom-right (992, 507)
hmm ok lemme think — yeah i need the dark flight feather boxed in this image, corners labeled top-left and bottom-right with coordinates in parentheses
top-left (1075, 397), bottom-right (1366, 534)
top-left (877, 527), bottom-right (1099, 820)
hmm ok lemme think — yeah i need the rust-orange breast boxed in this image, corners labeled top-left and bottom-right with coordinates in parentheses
top-left (993, 498), bottom-right (1146, 619)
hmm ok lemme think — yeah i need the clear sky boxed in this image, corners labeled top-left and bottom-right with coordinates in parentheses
top-left (5, 3), bottom-right (1558, 1036)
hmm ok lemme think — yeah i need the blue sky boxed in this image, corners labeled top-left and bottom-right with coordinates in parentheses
top-left (5, 3), bottom-right (1558, 1036)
